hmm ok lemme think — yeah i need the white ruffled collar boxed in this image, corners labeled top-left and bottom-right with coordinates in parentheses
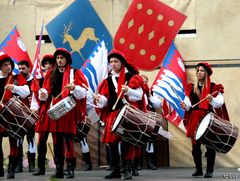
top-left (0, 71), bottom-right (8, 78)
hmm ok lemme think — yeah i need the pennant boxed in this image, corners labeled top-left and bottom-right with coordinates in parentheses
top-left (114, 0), bottom-right (186, 70)
top-left (31, 20), bottom-right (44, 79)
top-left (0, 26), bottom-right (32, 74)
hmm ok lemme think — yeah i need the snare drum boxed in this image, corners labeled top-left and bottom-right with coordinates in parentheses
top-left (0, 96), bottom-right (39, 140)
top-left (195, 112), bottom-right (239, 153)
top-left (74, 117), bottom-right (91, 143)
top-left (47, 96), bottom-right (76, 120)
top-left (111, 105), bottom-right (158, 147)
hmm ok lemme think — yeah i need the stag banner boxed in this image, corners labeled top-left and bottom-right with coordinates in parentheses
top-left (46, 0), bottom-right (113, 69)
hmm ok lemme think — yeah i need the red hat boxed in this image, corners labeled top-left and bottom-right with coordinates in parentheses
top-left (41, 54), bottom-right (55, 67)
top-left (54, 48), bottom-right (72, 65)
top-left (108, 49), bottom-right (127, 64)
top-left (0, 52), bottom-right (15, 69)
top-left (196, 62), bottom-right (213, 76)
top-left (108, 49), bottom-right (139, 75)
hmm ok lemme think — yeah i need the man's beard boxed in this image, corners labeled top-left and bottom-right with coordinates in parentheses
top-left (21, 72), bottom-right (28, 77)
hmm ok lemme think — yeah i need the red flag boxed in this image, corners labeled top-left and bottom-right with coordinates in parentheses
top-left (114, 0), bottom-right (186, 70)
top-left (0, 26), bottom-right (32, 74)
top-left (162, 99), bottom-right (186, 132)
top-left (31, 20), bottom-right (44, 79)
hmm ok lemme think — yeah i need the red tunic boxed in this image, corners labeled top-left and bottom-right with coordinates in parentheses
top-left (35, 66), bottom-right (87, 134)
top-left (98, 74), bottom-right (146, 143)
top-left (184, 82), bottom-right (229, 138)
top-left (0, 73), bottom-right (27, 133)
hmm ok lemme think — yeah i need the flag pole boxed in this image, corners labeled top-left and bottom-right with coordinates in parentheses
top-left (170, 84), bottom-right (182, 102)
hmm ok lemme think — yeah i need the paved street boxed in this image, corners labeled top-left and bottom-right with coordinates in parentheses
top-left (0, 167), bottom-right (239, 181)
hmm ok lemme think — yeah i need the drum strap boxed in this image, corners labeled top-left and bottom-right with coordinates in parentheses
top-left (70, 69), bottom-right (74, 94)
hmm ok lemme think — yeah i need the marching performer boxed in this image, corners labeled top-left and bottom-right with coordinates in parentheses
top-left (31, 54), bottom-right (55, 176)
top-left (95, 49), bottom-right (146, 180)
top-left (180, 62), bottom-right (229, 178)
top-left (76, 90), bottom-right (94, 171)
top-left (15, 60), bottom-right (36, 173)
top-left (0, 53), bottom-right (30, 178)
top-left (38, 48), bottom-right (87, 179)
top-left (141, 74), bottom-right (162, 170)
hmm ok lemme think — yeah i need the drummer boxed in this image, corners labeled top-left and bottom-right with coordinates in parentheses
top-left (180, 62), bottom-right (229, 178)
top-left (31, 54), bottom-right (55, 176)
top-left (38, 48), bottom-right (88, 179)
top-left (141, 74), bottom-right (162, 170)
top-left (0, 53), bottom-right (30, 178)
top-left (95, 49), bottom-right (146, 180)
top-left (15, 60), bottom-right (36, 173)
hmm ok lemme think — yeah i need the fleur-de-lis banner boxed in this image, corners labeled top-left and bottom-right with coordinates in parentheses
top-left (114, 0), bottom-right (186, 71)
top-left (46, 0), bottom-right (112, 69)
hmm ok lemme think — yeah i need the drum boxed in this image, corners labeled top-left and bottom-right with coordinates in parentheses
top-left (195, 112), bottom-right (239, 153)
top-left (74, 117), bottom-right (91, 143)
top-left (47, 96), bottom-right (76, 120)
top-left (0, 96), bottom-right (39, 140)
top-left (111, 104), bottom-right (159, 147)
top-left (147, 111), bottom-right (168, 134)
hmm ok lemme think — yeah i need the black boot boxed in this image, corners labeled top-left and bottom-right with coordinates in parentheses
top-left (7, 156), bottom-right (17, 179)
top-left (132, 158), bottom-right (139, 176)
top-left (33, 155), bottom-right (45, 176)
top-left (147, 153), bottom-right (157, 170)
top-left (65, 158), bottom-right (76, 179)
top-left (104, 160), bottom-right (121, 179)
top-left (14, 154), bottom-right (23, 173)
top-left (124, 160), bottom-right (132, 180)
top-left (0, 154), bottom-right (4, 177)
top-left (105, 169), bottom-right (121, 179)
top-left (28, 152), bottom-right (36, 172)
top-left (192, 147), bottom-right (203, 177)
top-left (120, 160), bottom-right (125, 174)
top-left (82, 152), bottom-right (92, 171)
top-left (204, 148), bottom-right (216, 178)
top-left (192, 169), bottom-right (203, 176)
top-left (51, 156), bottom-right (64, 179)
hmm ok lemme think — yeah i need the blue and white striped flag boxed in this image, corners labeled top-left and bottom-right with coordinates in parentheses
top-left (80, 40), bottom-right (109, 93)
top-left (151, 42), bottom-right (186, 131)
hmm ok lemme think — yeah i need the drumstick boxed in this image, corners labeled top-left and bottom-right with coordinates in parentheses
top-left (87, 102), bottom-right (99, 108)
top-left (0, 75), bottom-right (12, 105)
top-left (112, 81), bottom-right (128, 110)
top-left (82, 83), bottom-right (97, 97)
top-left (170, 84), bottom-right (182, 102)
top-left (54, 79), bottom-right (75, 100)
top-left (191, 91), bottom-right (218, 108)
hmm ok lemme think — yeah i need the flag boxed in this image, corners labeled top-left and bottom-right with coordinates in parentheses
top-left (31, 20), bottom-right (44, 79)
top-left (80, 40), bottom-right (109, 123)
top-left (151, 42), bottom-right (186, 131)
top-left (46, 0), bottom-right (113, 69)
top-left (114, 0), bottom-right (186, 70)
top-left (162, 99), bottom-right (186, 132)
top-left (80, 40), bottom-right (109, 93)
top-left (0, 26), bottom-right (32, 74)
